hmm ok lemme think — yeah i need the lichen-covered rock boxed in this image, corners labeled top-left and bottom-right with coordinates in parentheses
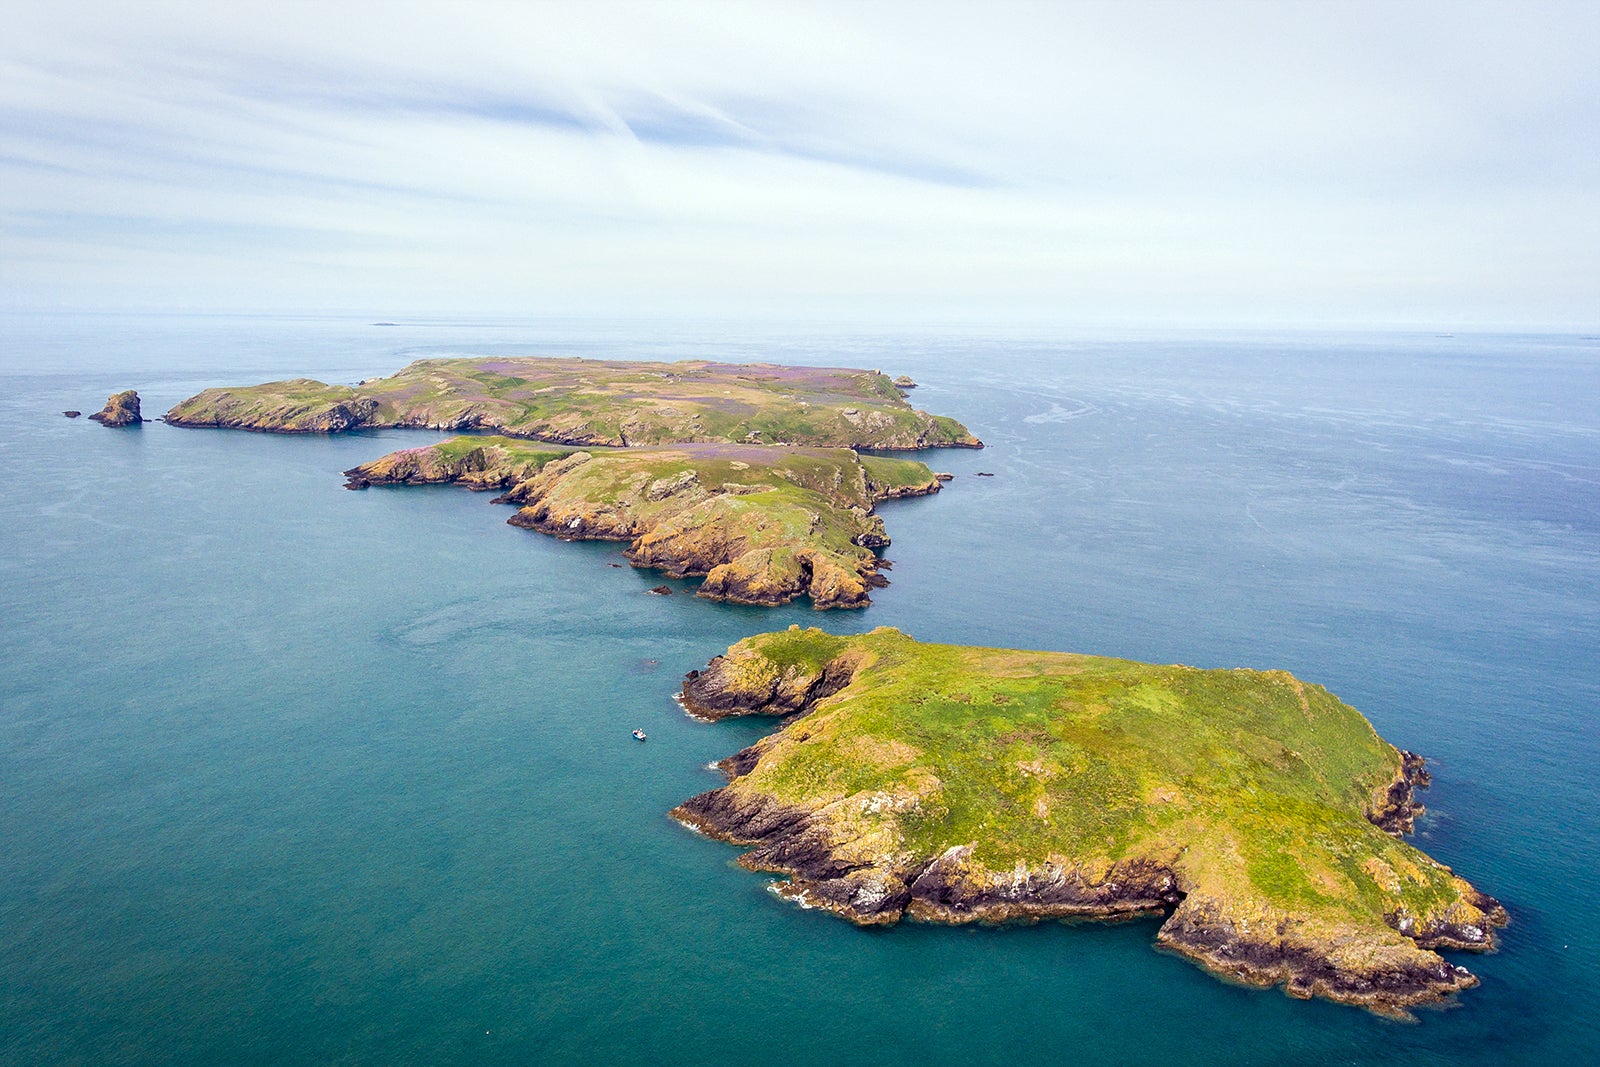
top-left (680, 628), bottom-right (865, 720)
top-left (89, 391), bottom-right (141, 427)
top-left (165, 379), bottom-right (377, 432)
top-left (697, 548), bottom-right (811, 606)
top-left (342, 438), bottom-right (574, 490)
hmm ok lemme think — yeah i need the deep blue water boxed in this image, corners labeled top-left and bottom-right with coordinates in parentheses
top-left (2, 314), bottom-right (1596, 1064)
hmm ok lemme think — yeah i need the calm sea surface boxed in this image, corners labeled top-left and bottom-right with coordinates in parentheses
top-left (2, 314), bottom-right (1596, 1064)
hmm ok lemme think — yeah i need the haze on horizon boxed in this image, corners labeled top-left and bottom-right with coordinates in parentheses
top-left (3, 1), bottom-right (1596, 330)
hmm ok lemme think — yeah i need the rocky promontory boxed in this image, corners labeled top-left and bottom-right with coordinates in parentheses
top-left (89, 390), bottom-right (142, 427)
top-left (344, 437), bottom-right (942, 609)
top-left (672, 627), bottom-right (1507, 1014)
top-left (165, 357), bottom-right (982, 450)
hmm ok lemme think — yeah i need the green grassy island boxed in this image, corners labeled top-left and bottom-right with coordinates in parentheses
top-left (672, 627), bottom-right (1507, 1014)
top-left (344, 438), bottom-right (943, 608)
top-left (165, 357), bottom-right (982, 449)
top-left (169, 356), bottom-right (977, 608)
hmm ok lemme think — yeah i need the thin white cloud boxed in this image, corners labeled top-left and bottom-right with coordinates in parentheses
top-left (2, 0), bottom-right (1596, 325)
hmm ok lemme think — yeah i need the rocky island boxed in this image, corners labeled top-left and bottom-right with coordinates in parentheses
top-left (344, 437), bottom-right (943, 608)
top-left (89, 390), bottom-right (142, 426)
top-left (165, 357), bottom-right (981, 449)
top-left (672, 627), bottom-right (1507, 1014)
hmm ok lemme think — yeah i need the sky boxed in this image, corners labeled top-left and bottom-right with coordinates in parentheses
top-left (2, 0), bottom-right (1597, 328)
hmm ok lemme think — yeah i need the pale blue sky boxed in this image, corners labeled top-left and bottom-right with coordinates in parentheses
top-left (3, 1), bottom-right (1596, 327)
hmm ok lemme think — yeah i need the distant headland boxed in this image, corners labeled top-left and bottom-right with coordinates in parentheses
top-left (164, 357), bottom-right (982, 450)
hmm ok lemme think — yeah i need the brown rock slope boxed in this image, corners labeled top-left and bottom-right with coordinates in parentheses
top-left (89, 390), bottom-right (142, 426)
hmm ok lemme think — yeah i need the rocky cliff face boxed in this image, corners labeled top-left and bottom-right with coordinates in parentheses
top-left (89, 390), bottom-right (141, 427)
top-left (670, 628), bottom-right (1509, 1015)
top-left (165, 381), bottom-right (378, 432)
top-left (681, 638), bottom-right (865, 720)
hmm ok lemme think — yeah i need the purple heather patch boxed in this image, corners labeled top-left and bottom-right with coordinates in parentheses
top-left (699, 362), bottom-right (865, 386)
top-left (661, 442), bottom-right (844, 462)
top-left (694, 396), bottom-right (760, 415)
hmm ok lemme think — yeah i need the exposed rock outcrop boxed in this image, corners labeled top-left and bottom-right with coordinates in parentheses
top-left (680, 637), bottom-right (864, 720)
top-left (1367, 749), bottom-right (1430, 834)
top-left (89, 391), bottom-right (141, 427)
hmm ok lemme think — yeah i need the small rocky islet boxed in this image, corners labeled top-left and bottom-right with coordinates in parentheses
top-left (88, 390), bottom-right (142, 426)
top-left (672, 626), bottom-right (1506, 1015)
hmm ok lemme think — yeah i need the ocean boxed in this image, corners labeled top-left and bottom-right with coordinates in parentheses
top-left (2, 313), bottom-right (1596, 1064)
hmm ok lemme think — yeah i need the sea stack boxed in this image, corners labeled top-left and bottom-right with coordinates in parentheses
top-left (89, 391), bottom-right (142, 427)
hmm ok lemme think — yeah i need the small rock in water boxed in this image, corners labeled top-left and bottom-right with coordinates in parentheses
top-left (607, 562), bottom-right (624, 568)
top-left (89, 390), bottom-right (142, 427)
top-left (63, 410), bottom-right (82, 418)
top-left (647, 585), bottom-right (673, 596)
top-left (974, 471), bottom-right (995, 477)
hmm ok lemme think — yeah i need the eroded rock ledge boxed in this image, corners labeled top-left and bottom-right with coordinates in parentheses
top-left (344, 437), bottom-right (942, 609)
top-left (670, 627), bottom-right (1507, 1015)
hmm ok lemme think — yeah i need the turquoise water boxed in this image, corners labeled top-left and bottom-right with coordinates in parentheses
top-left (2, 315), bottom-right (1596, 1064)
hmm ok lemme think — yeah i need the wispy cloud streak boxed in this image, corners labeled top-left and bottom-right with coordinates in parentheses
top-left (1, 0), bottom-right (1596, 326)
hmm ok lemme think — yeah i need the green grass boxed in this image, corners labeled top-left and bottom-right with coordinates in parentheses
top-left (714, 628), bottom-right (1494, 933)
top-left (166, 358), bottom-right (982, 450)
top-left (861, 454), bottom-right (942, 493)
top-left (345, 440), bottom-right (941, 608)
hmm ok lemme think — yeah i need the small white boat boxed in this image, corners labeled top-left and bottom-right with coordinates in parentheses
top-left (632, 729), bottom-right (647, 741)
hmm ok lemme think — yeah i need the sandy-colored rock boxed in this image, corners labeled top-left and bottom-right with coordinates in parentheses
top-left (89, 391), bottom-right (141, 427)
